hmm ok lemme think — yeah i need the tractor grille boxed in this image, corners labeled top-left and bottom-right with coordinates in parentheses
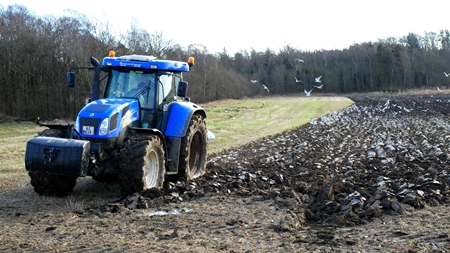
top-left (122, 105), bottom-right (130, 116)
top-left (110, 113), bottom-right (118, 131)
top-left (80, 118), bottom-right (101, 135)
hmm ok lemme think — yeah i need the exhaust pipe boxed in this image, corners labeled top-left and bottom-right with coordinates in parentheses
top-left (91, 57), bottom-right (101, 101)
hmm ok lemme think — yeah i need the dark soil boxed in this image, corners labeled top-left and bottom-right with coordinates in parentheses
top-left (2, 94), bottom-right (450, 252)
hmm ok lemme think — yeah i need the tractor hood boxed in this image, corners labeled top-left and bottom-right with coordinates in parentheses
top-left (75, 98), bottom-right (140, 139)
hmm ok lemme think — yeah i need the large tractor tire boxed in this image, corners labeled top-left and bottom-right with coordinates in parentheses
top-left (29, 172), bottom-right (78, 197)
top-left (119, 133), bottom-right (165, 197)
top-left (28, 129), bottom-right (77, 197)
top-left (178, 114), bottom-right (208, 180)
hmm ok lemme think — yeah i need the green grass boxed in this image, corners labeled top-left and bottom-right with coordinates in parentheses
top-left (0, 122), bottom-right (43, 138)
top-left (201, 96), bottom-right (353, 154)
top-left (0, 123), bottom-right (45, 172)
top-left (0, 123), bottom-right (46, 191)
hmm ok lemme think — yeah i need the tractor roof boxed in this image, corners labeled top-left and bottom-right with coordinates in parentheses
top-left (102, 54), bottom-right (190, 72)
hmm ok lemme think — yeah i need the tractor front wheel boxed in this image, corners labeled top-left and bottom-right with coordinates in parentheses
top-left (119, 133), bottom-right (165, 197)
top-left (29, 172), bottom-right (77, 197)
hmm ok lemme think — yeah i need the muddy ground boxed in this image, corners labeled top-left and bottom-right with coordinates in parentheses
top-left (2, 94), bottom-right (450, 252)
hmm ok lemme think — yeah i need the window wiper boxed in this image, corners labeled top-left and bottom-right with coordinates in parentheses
top-left (134, 86), bottom-right (150, 97)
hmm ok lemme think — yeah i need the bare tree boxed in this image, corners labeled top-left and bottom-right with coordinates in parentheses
top-left (121, 20), bottom-right (173, 58)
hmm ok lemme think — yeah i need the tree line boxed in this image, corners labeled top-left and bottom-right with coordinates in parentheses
top-left (1, 4), bottom-right (450, 121)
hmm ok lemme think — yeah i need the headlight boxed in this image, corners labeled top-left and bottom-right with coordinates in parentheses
top-left (75, 116), bottom-right (80, 132)
top-left (99, 118), bottom-right (109, 136)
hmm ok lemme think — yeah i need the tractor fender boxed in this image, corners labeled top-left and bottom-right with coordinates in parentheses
top-left (164, 102), bottom-right (206, 137)
top-left (129, 127), bottom-right (166, 146)
top-left (129, 127), bottom-right (167, 157)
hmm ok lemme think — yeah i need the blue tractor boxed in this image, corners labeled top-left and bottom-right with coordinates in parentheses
top-left (25, 51), bottom-right (210, 197)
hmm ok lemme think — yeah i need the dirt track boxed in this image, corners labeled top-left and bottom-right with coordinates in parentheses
top-left (2, 94), bottom-right (450, 252)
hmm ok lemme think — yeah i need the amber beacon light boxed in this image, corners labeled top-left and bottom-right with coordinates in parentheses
top-left (188, 57), bottom-right (195, 68)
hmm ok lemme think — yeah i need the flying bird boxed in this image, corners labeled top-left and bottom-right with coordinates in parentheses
top-left (295, 76), bottom-right (302, 83)
top-left (304, 89), bottom-right (312, 96)
top-left (445, 72), bottom-right (450, 77)
top-left (296, 59), bottom-right (304, 63)
top-left (250, 79), bottom-right (258, 83)
top-left (314, 84), bottom-right (323, 89)
top-left (262, 84), bottom-right (270, 93)
top-left (437, 86), bottom-right (442, 92)
top-left (315, 75), bottom-right (322, 83)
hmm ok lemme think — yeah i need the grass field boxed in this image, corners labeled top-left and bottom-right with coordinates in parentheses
top-left (0, 96), bottom-right (353, 183)
top-left (0, 123), bottom-right (46, 191)
top-left (201, 96), bottom-right (353, 154)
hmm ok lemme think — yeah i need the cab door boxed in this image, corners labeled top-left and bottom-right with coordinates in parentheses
top-left (156, 72), bottom-right (181, 131)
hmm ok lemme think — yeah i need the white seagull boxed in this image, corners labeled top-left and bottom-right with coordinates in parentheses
top-left (437, 86), bottom-right (442, 92)
top-left (314, 84), bottom-right (323, 89)
top-left (295, 76), bottom-right (302, 83)
top-left (207, 130), bottom-right (215, 141)
top-left (250, 79), bottom-right (258, 83)
top-left (315, 75), bottom-right (322, 83)
top-left (262, 84), bottom-right (270, 93)
top-left (304, 89), bottom-right (312, 96)
top-left (445, 72), bottom-right (450, 77)
top-left (296, 59), bottom-right (304, 63)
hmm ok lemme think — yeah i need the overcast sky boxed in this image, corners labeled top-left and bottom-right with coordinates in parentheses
top-left (2, 1), bottom-right (450, 55)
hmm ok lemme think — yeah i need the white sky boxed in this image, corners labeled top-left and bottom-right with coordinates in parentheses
top-left (2, 1), bottom-right (450, 55)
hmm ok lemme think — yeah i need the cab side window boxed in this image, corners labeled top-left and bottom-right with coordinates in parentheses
top-left (158, 72), bottom-right (179, 104)
top-left (172, 75), bottom-right (181, 101)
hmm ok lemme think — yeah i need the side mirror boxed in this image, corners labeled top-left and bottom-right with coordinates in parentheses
top-left (177, 81), bottom-right (188, 97)
top-left (67, 72), bottom-right (75, 88)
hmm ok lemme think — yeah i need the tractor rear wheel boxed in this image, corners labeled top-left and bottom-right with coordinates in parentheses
top-left (28, 128), bottom-right (77, 197)
top-left (178, 114), bottom-right (208, 180)
top-left (119, 133), bottom-right (165, 196)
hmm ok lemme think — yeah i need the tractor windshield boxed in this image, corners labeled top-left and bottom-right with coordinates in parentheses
top-left (104, 69), bottom-right (184, 129)
top-left (104, 69), bottom-right (156, 108)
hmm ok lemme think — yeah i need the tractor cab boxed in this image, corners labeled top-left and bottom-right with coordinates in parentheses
top-left (101, 53), bottom-right (190, 131)
top-left (103, 69), bottom-right (182, 130)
